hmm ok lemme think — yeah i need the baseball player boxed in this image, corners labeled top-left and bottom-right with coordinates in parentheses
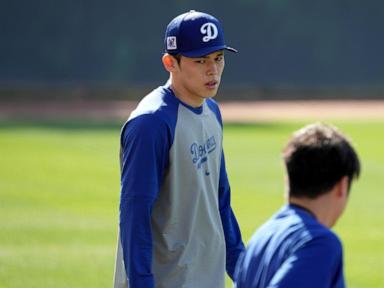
top-left (113, 10), bottom-right (245, 288)
top-left (234, 123), bottom-right (361, 288)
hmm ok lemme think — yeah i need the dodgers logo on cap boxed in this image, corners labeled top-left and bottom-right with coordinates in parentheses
top-left (200, 23), bottom-right (218, 42)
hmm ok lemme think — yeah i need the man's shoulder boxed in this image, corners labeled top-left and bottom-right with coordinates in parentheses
top-left (127, 85), bottom-right (179, 124)
top-left (292, 214), bottom-right (342, 254)
top-left (312, 226), bottom-right (342, 249)
top-left (205, 98), bottom-right (223, 126)
top-left (120, 85), bottom-right (179, 143)
top-left (249, 206), bottom-right (329, 247)
top-left (206, 98), bottom-right (220, 113)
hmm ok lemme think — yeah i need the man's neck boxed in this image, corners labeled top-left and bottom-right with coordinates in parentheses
top-left (170, 81), bottom-right (204, 108)
top-left (289, 196), bottom-right (334, 228)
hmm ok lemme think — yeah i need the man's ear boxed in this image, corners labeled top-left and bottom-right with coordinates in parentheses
top-left (284, 174), bottom-right (289, 201)
top-left (162, 54), bottom-right (178, 72)
top-left (337, 176), bottom-right (349, 198)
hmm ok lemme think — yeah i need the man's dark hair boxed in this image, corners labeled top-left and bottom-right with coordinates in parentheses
top-left (283, 123), bottom-right (361, 199)
top-left (171, 53), bottom-right (182, 64)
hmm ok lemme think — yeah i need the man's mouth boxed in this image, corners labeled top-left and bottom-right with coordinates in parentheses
top-left (205, 80), bottom-right (218, 89)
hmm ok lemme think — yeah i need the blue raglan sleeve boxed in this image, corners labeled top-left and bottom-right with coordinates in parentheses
top-left (268, 234), bottom-right (345, 288)
top-left (119, 114), bottom-right (170, 288)
top-left (218, 151), bottom-right (245, 280)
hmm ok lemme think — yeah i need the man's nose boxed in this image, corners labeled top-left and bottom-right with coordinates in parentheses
top-left (207, 61), bottom-right (218, 76)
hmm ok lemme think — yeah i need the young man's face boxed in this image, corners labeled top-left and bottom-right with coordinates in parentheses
top-left (173, 50), bottom-right (225, 106)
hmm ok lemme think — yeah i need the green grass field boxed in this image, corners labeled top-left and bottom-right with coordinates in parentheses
top-left (0, 120), bottom-right (383, 287)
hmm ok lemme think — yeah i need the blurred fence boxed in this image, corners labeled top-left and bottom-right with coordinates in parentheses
top-left (1, 0), bottom-right (384, 100)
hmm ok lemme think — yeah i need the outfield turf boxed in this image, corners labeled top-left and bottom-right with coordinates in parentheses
top-left (0, 120), bottom-right (383, 287)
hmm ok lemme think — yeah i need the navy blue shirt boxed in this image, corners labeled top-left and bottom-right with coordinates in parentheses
top-left (234, 204), bottom-right (345, 288)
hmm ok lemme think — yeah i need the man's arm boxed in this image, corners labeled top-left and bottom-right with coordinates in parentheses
top-left (268, 234), bottom-right (345, 288)
top-left (218, 151), bottom-right (245, 280)
top-left (119, 115), bottom-right (170, 287)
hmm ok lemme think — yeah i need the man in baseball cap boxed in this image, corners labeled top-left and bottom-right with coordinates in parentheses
top-left (114, 10), bottom-right (244, 288)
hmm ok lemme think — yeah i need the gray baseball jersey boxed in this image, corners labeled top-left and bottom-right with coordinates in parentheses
top-left (114, 83), bottom-right (244, 287)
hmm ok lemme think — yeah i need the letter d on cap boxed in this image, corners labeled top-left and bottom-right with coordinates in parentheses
top-left (200, 23), bottom-right (218, 42)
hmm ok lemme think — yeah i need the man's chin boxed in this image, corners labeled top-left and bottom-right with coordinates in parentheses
top-left (203, 89), bottom-right (219, 99)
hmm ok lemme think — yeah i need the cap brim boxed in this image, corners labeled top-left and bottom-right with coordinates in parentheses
top-left (180, 45), bottom-right (238, 58)
top-left (225, 46), bottom-right (238, 53)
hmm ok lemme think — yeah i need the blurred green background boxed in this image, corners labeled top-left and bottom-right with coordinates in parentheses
top-left (0, 120), bottom-right (383, 287)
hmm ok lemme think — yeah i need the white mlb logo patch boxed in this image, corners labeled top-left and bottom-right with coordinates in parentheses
top-left (167, 36), bottom-right (177, 50)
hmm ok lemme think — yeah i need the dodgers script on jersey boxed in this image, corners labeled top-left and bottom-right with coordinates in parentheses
top-left (114, 83), bottom-right (243, 288)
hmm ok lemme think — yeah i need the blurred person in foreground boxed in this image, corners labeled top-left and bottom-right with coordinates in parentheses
top-left (234, 123), bottom-right (361, 288)
top-left (113, 10), bottom-right (244, 288)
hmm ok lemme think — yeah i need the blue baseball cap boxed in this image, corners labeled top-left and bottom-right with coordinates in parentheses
top-left (164, 10), bottom-right (237, 58)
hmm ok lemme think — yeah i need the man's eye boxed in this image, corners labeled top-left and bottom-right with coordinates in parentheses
top-left (195, 60), bottom-right (205, 64)
top-left (216, 56), bottom-right (223, 62)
